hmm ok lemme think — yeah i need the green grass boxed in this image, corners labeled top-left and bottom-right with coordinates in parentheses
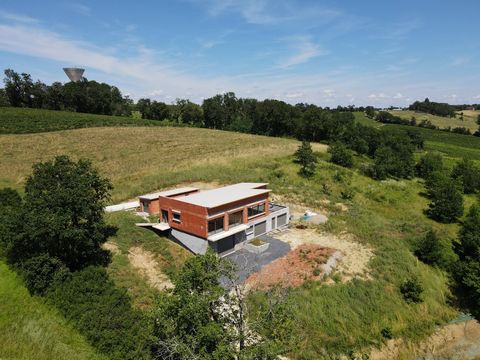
top-left (0, 261), bottom-right (105, 360)
top-left (105, 211), bottom-right (191, 309)
top-left (389, 110), bottom-right (478, 133)
top-left (0, 126), bottom-right (325, 201)
top-left (2, 113), bottom-right (480, 356)
top-left (0, 107), bottom-right (177, 134)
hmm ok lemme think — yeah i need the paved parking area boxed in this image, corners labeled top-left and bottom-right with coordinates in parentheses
top-left (221, 234), bottom-right (291, 287)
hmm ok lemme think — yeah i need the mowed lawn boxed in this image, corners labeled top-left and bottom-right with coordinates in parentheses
top-left (0, 262), bottom-right (105, 360)
top-left (0, 127), bottom-right (326, 201)
top-left (389, 110), bottom-right (478, 133)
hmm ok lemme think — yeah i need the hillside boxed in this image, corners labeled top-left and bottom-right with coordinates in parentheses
top-left (0, 262), bottom-right (105, 360)
top-left (0, 107), bottom-right (174, 134)
top-left (0, 126), bottom-right (326, 201)
top-left (1, 115), bottom-right (480, 357)
top-left (388, 110), bottom-right (478, 133)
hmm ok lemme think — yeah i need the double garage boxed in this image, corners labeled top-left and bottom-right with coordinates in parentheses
top-left (215, 211), bottom-right (289, 255)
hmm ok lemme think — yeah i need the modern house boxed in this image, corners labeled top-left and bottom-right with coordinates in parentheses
top-left (137, 183), bottom-right (289, 255)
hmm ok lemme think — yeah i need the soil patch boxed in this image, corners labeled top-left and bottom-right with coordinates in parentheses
top-left (245, 244), bottom-right (336, 290)
top-left (274, 228), bottom-right (373, 282)
top-left (370, 320), bottom-right (480, 360)
top-left (127, 246), bottom-right (174, 291)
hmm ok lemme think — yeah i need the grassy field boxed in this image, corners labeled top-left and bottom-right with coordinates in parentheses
top-left (0, 107), bottom-right (175, 134)
top-left (0, 126), bottom-right (325, 201)
top-left (0, 262), bottom-right (105, 360)
top-left (2, 114), bottom-right (480, 356)
top-left (388, 110), bottom-right (478, 133)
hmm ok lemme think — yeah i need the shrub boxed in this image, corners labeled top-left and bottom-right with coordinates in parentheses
top-left (415, 230), bottom-right (457, 269)
top-left (328, 142), bottom-right (354, 168)
top-left (400, 278), bottom-right (423, 303)
top-left (381, 327), bottom-right (393, 340)
top-left (372, 145), bottom-right (415, 180)
top-left (415, 152), bottom-right (443, 179)
top-left (47, 266), bottom-right (152, 360)
top-left (18, 254), bottom-right (69, 295)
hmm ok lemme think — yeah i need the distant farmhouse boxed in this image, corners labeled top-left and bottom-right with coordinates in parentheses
top-left (137, 183), bottom-right (289, 255)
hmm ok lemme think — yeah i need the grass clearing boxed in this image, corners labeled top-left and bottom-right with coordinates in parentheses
top-left (0, 107), bottom-right (174, 134)
top-left (0, 262), bottom-right (105, 360)
top-left (0, 126), bottom-right (323, 201)
top-left (388, 110), bottom-right (478, 133)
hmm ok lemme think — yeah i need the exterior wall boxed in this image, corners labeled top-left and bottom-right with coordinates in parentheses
top-left (158, 196), bottom-right (208, 238)
top-left (140, 199), bottom-right (160, 214)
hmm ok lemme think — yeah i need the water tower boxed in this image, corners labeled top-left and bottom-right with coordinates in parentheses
top-left (63, 67), bottom-right (85, 82)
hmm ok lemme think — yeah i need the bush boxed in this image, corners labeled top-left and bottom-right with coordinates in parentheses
top-left (400, 278), bottom-right (423, 303)
top-left (381, 327), bottom-right (393, 340)
top-left (18, 254), bottom-right (69, 295)
top-left (328, 142), bottom-right (354, 168)
top-left (415, 152), bottom-right (443, 178)
top-left (456, 203), bottom-right (480, 260)
top-left (415, 230), bottom-right (457, 269)
top-left (372, 144), bottom-right (415, 180)
top-left (47, 266), bottom-right (152, 360)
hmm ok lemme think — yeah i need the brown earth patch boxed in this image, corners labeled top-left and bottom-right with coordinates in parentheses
top-left (127, 246), bottom-right (174, 291)
top-left (274, 228), bottom-right (373, 282)
top-left (246, 244), bottom-right (336, 290)
top-left (369, 320), bottom-right (480, 360)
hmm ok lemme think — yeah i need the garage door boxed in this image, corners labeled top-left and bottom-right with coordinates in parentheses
top-left (254, 221), bottom-right (267, 236)
top-left (277, 214), bottom-right (287, 226)
top-left (216, 235), bottom-right (235, 254)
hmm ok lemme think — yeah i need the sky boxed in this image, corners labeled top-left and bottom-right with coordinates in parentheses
top-left (0, 0), bottom-right (479, 107)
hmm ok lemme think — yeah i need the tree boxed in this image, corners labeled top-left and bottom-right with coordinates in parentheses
top-left (365, 106), bottom-right (375, 118)
top-left (294, 141), bottom-right (317, 177)
top-left (426, 174), bottom-right (464, 223)
top-left (153, 250), bottom-right (295, 359)
top-left (415, 230), bottom-right (457, 269)
top-left (7, 156), bottom-right (116, 270)
top-left (328, 142), bottom-right (353, 168)
top-left (19, 254), bottom-right (69, 295)
top-left (456, 204), bottom-right (480, 261)
top-left (451, 158), bottom-right (480, 194)
top-left (0, 88), bottom-right (9, 106)
top-left (172, 99), bottom-right (204, 125)
top-left (415, 152), bottom-right (443, 178)
top-left (3, 69), bottom-right (23, 106)
top-left (0, 188), bottom-right (23, 259)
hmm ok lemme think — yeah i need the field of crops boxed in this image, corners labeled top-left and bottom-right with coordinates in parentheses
top-left (0, 107), bottom-right (175, 134)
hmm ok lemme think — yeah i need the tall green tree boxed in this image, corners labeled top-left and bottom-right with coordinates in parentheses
top-left (456, 204), bottom-right (480, 260)
top-left (294, 141), bottom-right (317, 177)
top-left (451, 158), bottom-right (480, 194)
top-left (328, 142), bottom-right (354, 168)
top-left (426, 174), bottom-right (464, 223)
top-left (415, 230), bottom-right (457, 269)
top-left (415, 152), bottom-right (443, 179)
top-left (7, 156), bottom-right (116, 270)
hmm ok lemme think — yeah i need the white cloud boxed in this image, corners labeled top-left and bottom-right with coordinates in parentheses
top-left (277, 36), bottom-right (327, 69)
top-left (450, 56), bottom-right (470, 67)
top-left (0, 11), bottom-right (39, 24)
top-left (70, 3), bottom-right (92, 16)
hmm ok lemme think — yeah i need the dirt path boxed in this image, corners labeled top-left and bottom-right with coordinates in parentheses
top-left (127, 246), bottom-right (174, 291)
top-left (369, 320), bottom-right (480, 359)
top-left (274, 228), bottom-right (373, 282)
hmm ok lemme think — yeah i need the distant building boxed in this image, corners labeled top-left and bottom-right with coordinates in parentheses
top-left (138, 183), bottom-right (289, 255)
top-left (63, 67), bottom-right (85, 82)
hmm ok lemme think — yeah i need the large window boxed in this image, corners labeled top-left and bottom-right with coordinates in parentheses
top-left (248, 203), bottom-right (265, 218)
top-left (208, 216), bottom-right (224, 235)
top-left (229, 210), bottom-right (243, 228)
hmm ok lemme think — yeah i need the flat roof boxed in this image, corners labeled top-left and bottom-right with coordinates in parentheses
top-left (175, 183), bottom-right (270, 208)
top-left (139, 187), bottom-right (198, 200)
